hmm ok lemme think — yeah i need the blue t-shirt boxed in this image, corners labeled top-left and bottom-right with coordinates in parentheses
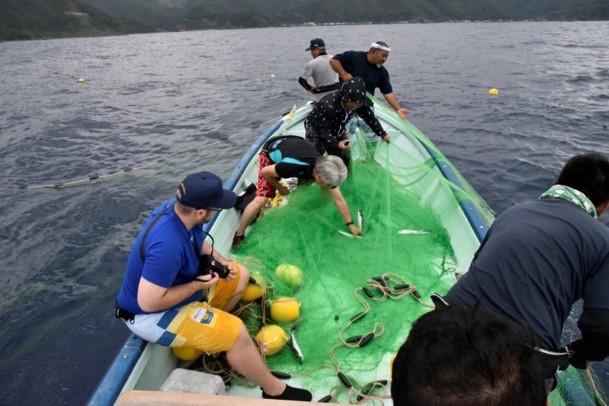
top-left (333, 50), bottom-right (393, 95)
top-left (117, 199), bottom-right (204, 314)
top-left (446, 199), bottom-right (609, 349)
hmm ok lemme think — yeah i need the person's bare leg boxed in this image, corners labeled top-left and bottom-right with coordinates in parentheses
top-left (236, 196), bottom-right (267, 237)
top-left (225, 325), bottom-right (285, 395)
top-left (223, 265), bottom-right (250, 312)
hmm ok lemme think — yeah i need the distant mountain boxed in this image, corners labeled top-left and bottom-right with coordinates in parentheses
top-left (77, 0), bottom-right (185, 30)
top-left (0, 0), bottom-right (138, 41)
top-left (1, 0), bottom-right (608, 41)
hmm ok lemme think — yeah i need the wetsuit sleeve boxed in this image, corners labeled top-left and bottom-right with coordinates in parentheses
top-left (312, 82), bottom-right (340, 94)
top-left (379, 69), bottom-right (393, 94)
top-left (142, 238), bottom-right (182, 288)
top-left (298, 77), bottom-right (313, 91)
top-left (569, 308), bottom-right (609, 362)
top-left (355, 104), bottom-right (387, 138)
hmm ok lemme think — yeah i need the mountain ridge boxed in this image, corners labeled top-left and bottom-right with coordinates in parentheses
top-left (2, 0), bottom-right (608, 41)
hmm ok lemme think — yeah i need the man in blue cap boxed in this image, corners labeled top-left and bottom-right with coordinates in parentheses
top-left (116, 172), bottom-right (312, 401)
top-left (298, 38), bottom-right (340, 96)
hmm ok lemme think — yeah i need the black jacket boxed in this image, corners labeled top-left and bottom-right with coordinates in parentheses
top-left (304, 77), bottom-right (386, 141)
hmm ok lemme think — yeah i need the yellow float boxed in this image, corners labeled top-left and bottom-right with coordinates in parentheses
top-left (488, 88), bottom-right (499, 96)
top-left (275, 264), bottom-right (303, 288)
top-left (172, 346), bottom-right (203, 361)
top-left (256, 325), bottom-right (289, 356)
top-left (270, 297), bottom-right (301, 323)
top-left (241, 272), bottom-right (267, 301)
top-left (241, 283), bottom-right (265, 301)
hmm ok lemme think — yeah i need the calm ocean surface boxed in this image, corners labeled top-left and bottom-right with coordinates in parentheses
top-left (0, 22), bottom-right (608, 405)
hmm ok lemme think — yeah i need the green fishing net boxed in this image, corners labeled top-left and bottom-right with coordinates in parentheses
top-left (224, 108), bottom-right (605, 404)
top-left (231, 139), bottom-right (463, 401)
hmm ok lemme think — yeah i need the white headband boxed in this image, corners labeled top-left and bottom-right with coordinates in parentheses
top-left (370, 42), bottom-right (391, 52)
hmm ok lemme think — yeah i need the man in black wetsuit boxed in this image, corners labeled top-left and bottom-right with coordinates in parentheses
top-left (445, 153), bottom-right (609, 392)
top-left (233, 137), bottom-right (362, 246)
top-left (304, 77), bottom-right (390, 166)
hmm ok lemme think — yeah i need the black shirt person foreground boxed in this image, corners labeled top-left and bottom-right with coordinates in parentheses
top-left (446, 153), bottom-right (609, 387)
top-left (392, 304), bottom-right (547, 405)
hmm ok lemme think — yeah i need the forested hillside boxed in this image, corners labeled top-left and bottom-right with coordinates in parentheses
top-left (2, 0), bottom-right (608, 41)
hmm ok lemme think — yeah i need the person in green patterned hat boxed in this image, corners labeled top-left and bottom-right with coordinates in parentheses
top-left (445, 153), bottom-right (609, 394)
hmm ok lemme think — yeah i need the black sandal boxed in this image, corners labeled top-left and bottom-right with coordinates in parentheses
top-left (232, 233), bottom-right (245, 248)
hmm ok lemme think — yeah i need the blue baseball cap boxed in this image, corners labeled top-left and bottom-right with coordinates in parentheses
top-left (176, 172), bottom-right (236, 209)
top-left (306, 38), bottom-right (325, 51)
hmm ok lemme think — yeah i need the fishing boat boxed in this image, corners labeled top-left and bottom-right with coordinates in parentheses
top-left (90, 98), bottom-right (605, 405)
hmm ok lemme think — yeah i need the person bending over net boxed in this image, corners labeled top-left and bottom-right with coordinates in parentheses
top-left (233, 137), bottom-right (362, 247)
top-left (304, 76), bottom-right (390, 167)
top-left (446, 153), bottom-right (609, 392)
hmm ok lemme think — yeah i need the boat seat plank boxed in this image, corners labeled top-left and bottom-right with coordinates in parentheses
top-left (117, 390), bottom-right (327, 405)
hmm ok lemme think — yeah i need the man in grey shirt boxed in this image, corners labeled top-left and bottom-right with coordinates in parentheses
top-left (298, 38), bottom-right (339, 96)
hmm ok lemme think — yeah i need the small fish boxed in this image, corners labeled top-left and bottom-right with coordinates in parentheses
top-left (338, 230), bottom-right (360, 239)
top-left (289, 332), bottom-right (304, 363)
top-left (357, 209), bottom-right (364, 232)
top-left (398, 229), bottom-right (429, 235)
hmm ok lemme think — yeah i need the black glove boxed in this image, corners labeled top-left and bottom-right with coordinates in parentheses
top-left (568, 339), bottom-right (591, 369)
top-left (568, 351), bottom-right (591, 370)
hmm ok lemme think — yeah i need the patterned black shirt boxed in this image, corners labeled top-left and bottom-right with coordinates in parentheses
top-left (305, 91), bottom-right (386, 140)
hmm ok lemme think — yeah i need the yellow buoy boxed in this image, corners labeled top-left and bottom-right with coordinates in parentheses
top-left (270, 297), bottom-right (301, 323)
top-left (275, 264), bottom-right (303, 288)
top-left (488, 88), bottom-right (499, 96)
top-left (256, 325), bottom-right (289, 356)
top-left (241, 282), bottom-right (266, 302)
top-left (241, 271), bottom-right (267, 301)
top-left (172, 346), bottom-right (203, 361)
top-left (78, 77), bottom-right (86, 84)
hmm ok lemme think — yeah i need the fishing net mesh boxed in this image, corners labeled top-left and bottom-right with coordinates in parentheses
top-left (226, 106), bottom-right (605, 404)
top-left (230, 131), bottom-right (473, 401)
